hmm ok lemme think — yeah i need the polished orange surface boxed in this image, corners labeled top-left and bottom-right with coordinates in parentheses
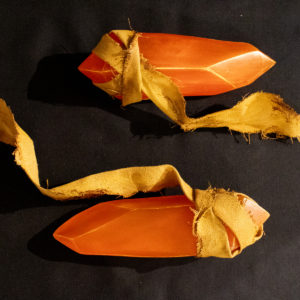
top-left (79, 32), bottom-right (275, 97)
top-left (54, 194), bottom-right (269, 257)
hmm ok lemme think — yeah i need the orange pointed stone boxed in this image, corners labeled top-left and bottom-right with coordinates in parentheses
top-left (79, 32), bottom-right (275, 97)
top-left (54, 194), bottom-right (269, 257)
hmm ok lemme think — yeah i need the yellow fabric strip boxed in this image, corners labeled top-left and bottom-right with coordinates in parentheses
top-left (193, 188), bottom-right (261, 258)
top-left (93, 34), bottom-right (124, 73)
top-left (121, 33), bottom-right (143, 105)
top-left (196, 207), bottom-right (232, 258)
top-left (0, 98), bottom-right (264, 258)
top-left (92, 30), bottom-right (300, 139)
top-left (94, 74), bottom-right (122, 97)
top-left (213, 190), bottom-right (259, 252)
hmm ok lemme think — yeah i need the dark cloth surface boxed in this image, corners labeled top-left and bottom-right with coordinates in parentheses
top-left (1, 0), bottom-right (300, 299)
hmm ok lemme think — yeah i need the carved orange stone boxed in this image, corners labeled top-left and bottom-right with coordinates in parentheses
top-left (79, 32), bottom-right (275, 98)
top-left (54, 194), bottom-right (269, 257)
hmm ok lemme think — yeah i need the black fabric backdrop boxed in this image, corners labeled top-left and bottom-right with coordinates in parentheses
top-left (1, 0), bottom-right (300, 299)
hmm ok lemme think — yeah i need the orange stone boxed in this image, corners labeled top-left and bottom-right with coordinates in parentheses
top-left (54, 194), bottom-right (269, 257)
top-left (79, 32), bottom-right (275, 98)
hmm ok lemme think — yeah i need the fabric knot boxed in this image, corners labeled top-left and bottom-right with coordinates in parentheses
top-left (192, 188), bottom-right (263, 258)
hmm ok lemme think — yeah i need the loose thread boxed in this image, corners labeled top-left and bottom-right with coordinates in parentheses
top-left (127, 18), bottom-right (134, 31)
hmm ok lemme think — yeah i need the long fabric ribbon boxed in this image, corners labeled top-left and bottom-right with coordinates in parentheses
top-left (93, 30), bottom-right (300, 139)
top-left (0, 98), bottom-right (263, 257)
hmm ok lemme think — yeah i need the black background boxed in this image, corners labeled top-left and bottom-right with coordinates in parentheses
top-left (1, 0), bottom-right (300, 299)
